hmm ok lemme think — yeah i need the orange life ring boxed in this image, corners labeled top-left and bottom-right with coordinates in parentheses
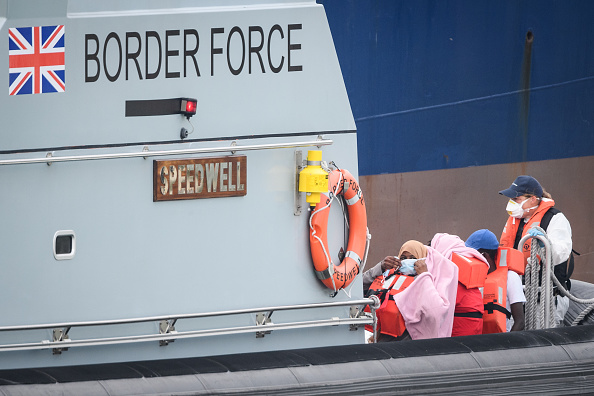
top-left (309, 169), bottom-right (368, 291)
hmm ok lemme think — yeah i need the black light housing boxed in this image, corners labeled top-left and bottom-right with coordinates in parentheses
top-left (179, 98), bottom-right (197, 119)
top-left (125, 97), bottom-right (198, 119)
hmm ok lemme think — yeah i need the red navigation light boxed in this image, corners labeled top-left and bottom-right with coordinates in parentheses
top-left (180, 98), bottom-right (197, 119)
top-left (186, 100), bottom-right (196, 114)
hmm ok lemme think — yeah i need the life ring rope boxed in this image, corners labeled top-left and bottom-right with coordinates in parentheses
top-left (309, 170), bottom-right (344, 292)
top-left (309, 167), bottom-right (369, 295)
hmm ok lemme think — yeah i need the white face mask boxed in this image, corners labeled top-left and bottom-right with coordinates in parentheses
top-left (506, 198), bottom-right (537, 218)
top-left (398, 259), bottom-right (418, 276)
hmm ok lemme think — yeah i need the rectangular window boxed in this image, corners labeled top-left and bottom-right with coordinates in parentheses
top-left (54, 231), bottom-right (76, 260)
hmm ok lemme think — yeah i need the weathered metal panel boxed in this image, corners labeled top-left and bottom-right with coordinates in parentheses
top-left (0, 0), bottom-right (362, 370)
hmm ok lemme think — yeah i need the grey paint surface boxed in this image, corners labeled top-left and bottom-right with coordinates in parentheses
top-left (0, 1), bottom-right (363, 369)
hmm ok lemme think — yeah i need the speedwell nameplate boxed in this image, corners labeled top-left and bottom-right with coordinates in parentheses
top-left (153, 156), bottom-right (247, 202)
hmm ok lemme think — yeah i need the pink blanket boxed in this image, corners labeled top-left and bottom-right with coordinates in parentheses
top-left (393, 246), bottom-right (459, 339)
top-left (431, 233), bottom-right (490, 266)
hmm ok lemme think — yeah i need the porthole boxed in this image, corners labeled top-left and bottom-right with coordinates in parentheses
top-left (53, 231), bottom-right (76, 260)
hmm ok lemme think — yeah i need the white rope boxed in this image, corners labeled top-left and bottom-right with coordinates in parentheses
top-left (524, 254), bottom-right (538, 330)
top-left (574, 304), bottom-right (594, 326)
top-left (524, 230), bottom-right (555, 329)
top-left (524, 245), bottom-right (547, 329)
top-left (523, 228), bottom-right (594, 328)
top-left (551, 266), bottom-right (594, 325)
top-left (309, 170), bottom-right (345, 293)
top-left (309, 197), bottom-right (336, 293)
top-left (340, 227), bottom-right (372, 299)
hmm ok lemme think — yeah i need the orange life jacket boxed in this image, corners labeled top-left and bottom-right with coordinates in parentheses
top-left (482, 247), bottom-right (524, 334)
top-left (365, 269), bottom-right (415, 338)
top-left (451, 252), bottom-right (488, 288)
top-left (450, 253), bottom-right (488, 336)
top-left (500, 199), bottom-right (555, 265)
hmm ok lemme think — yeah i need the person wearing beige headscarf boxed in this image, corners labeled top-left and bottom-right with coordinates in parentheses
top-left (393, 240), bottom-right (459, 340)
top-left (399, 240), bottom-right (428, 262)
top-left (363, 240), bottom-right (429, 342)
top-left (365, 237), bottom-right (463, 341)
top-left (362, 240), bottom-right (427, 292)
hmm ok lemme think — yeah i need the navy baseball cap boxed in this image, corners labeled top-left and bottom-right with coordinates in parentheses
top-left (499, 175), bottom-right (543, 198)
top-left (465, 229), bottom-right (499, 250)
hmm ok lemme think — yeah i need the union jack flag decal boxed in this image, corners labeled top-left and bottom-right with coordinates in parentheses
top-left (9, 25), bottom-right (65, 95)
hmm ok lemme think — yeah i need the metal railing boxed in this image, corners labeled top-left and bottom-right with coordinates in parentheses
top-left (0, 297), bottom-right (379, 353)
top-left (0, 138), bottom-right (333, 166)
top-left (522, 228), bottom-right (594, 328)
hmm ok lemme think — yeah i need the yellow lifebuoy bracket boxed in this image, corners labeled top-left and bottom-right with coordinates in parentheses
top-left (309, 168), bottom-right (368, 291)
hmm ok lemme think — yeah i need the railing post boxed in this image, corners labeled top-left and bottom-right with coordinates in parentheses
top-left (256, 311), bottom-right (273, 338)
top-left (52, 327), bottom-right (71, 355)
top-left (159, 319), bottom-right (177, 346)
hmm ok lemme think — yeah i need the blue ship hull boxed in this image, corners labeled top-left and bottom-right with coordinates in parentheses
top-left (323, 0), bottom-right (594, 173)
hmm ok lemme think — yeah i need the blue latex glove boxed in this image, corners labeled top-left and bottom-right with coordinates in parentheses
top-left (527, 228), bottom-right (545, 247)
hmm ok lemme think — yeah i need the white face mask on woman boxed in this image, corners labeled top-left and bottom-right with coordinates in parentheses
top-left (506, 198), bottom-right (537, 218)
top-left (398, 259), bottom-right (418, 276)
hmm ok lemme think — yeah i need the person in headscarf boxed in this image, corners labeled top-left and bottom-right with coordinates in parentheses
top-left (362, 240), bottom-right (429, 291)
top-left (392, 237), bottom-right (459, 340)
top-left (364, 240), bottom-right (428, 342)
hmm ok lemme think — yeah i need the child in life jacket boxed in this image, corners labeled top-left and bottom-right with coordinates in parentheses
top-left (466, 229), bottom-right (526, 332)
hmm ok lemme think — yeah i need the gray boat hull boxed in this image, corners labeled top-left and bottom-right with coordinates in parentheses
top-left (1, 325), bottom-right (593, 395)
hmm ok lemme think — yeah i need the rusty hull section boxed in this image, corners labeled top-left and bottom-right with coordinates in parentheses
top-left (360, 155), bottom-right (594, 283)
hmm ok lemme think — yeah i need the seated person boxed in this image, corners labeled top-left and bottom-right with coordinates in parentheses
top-left (362, 240), bottom-right (427, 293)
top-left (466, 229), bottom-right (526, 332)
top-left (430, 233), bottom-right (490, 337)
top-left (392, 238), bottom-right (459, 340)
top-left (366, 237), bottom-right (460, 341)
top-left (365, 240), bottom-right (427, 342)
